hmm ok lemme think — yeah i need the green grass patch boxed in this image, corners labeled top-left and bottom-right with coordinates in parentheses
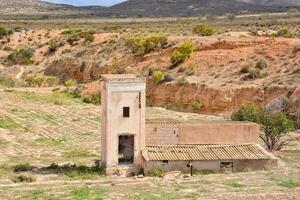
top-left (71, 186), bottom-right (108, 200)
top-left (0, 116), bottom-right (22, 130)
top-left (16, 91), bottom-right (84, 106)
top-left (276, 179), bottom-right (300, 188)
top-left (225, 181), bottom-right (244, 188)
top-left (28, 111), bottom-right (58, 125)
top-left (63, 149), bottom-right (93, 158)
top-left (34, 137), bottom-right (66, 146)
top-left (31, 189), bottom-right (46, 199)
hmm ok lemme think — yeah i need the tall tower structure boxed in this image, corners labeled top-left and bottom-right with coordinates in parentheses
top-left (101, 74), bottom-right (146, 175)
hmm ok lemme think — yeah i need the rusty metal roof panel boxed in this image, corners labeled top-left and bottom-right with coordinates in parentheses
top-left (144, 144), bottom-right (272, 161)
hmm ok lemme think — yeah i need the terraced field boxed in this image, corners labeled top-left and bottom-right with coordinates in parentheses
top-left (0, 88), bottom-right (300, 199)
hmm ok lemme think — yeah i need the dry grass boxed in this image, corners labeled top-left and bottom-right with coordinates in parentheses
top-left (0, 89), bottom-right (299, 199)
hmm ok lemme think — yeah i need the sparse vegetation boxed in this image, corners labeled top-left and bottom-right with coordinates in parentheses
top-left (293, 67), bottom-right (300, 74)
top-left (62, 29), bottom-right (96, 44)
top-left (13, 174), bottom-right (36, 183)
top-left (0, 26), bottom-right (8, 38)
top-left (192, 23), bottom-right (215, 36)
top-left (0, 75), bottom-right (16, 88)
top-left (65, 79), bottom-right (78, 88)
top-left (6, 48), bottom-right (35, 65)
top-left (13, 163), bottom-right (34, 172)
top-left (232, 104), bottom-right (294, 150)
top-left (0, 116), bottom-right (22, 130)
top-left (226, 13), bottom-right (236, 21)
top-left (192, 100), bottom-right (202, 111)
top-left (152, 70), bottom-right (165, 84)
top-left (171, 41), bottom-right (194, 66)
top-left (240, 61), bottom-right (268, 80)
top-left (147, 168), bottom-right (164, 177)
top-left (125, 34), bottom-right (168, 56)
top-left (25, 76), bottom-right (59, 87)
top-left (255, 59), bottom-right (268, 70)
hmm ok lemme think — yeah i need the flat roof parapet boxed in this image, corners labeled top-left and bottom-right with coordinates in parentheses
top-left (102, 74), bottom-right (146, 83)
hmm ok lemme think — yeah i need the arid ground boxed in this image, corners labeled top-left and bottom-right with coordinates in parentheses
top-left (0, 88), bottom-right (299, 200)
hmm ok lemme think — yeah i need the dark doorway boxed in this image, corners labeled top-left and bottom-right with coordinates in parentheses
top-left (118, 135), bottom-right (134, 164)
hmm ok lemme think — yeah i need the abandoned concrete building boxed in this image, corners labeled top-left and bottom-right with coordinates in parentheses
top-left (101, 74), bottom-right (277, 175)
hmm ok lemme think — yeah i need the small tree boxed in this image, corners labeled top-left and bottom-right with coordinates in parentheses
top-left (231, 104), bottom-right (263, 124)
top-left (232, 104), bottom-right (295, 151)
top-left (260, 112), bottom-right (294, 150)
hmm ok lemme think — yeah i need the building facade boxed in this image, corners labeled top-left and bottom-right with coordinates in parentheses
top-left (101, 74), bottom-right (277, 176)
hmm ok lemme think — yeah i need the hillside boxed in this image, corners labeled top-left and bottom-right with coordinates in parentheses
top-left (0, 0), bottom-right (288, 17)
top-left (0, 0), bottom-right (74, 15)
top-left (237, 0), bottom-right (300, 7)
top-left (107, 0), bottom-right (282, 17)
top-left (0, 18), bottom-right (299, 116)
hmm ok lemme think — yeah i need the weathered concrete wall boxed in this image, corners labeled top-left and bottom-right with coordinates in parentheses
top-left (146, 123), bottom-right (179, 145)
top-left (143, 158), bottom-right (277, 175)
top-left (145, 121), bottom-right (260, 145)
top-left (178, 122), bottom-right (260, 144)
top-left (101, 75), bottom-right (146, 174)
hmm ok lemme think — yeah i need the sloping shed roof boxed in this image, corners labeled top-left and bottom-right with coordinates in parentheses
top-left (143, 144), bottom-right (272, 161)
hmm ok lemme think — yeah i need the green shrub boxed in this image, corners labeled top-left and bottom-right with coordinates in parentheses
top-left (25, 76), bottom-right (59, 87)
top-left (226, 13), bottom-right (236, 21)
top-left (7, 48), bottom-right (35, 66)
top-left (13, 175), bottom-right (36, 183)
top-left (25, 76), bottom-right (45, 87)
top-left (152, 70), bottom-right (165, 84)
top-left (192, 100), bottom-right (202, 111)
top-left (276, 27), bottom-right (292, 38)
top-left (48, 38), bottom-right (65, 52)
top-left (192, 23), bottom-right (215, 36)
top-left (125, 34), bottom-right (168, 56)
top-left (0, 27), bottom-right (8, 38)
top-left (65, 79), bottom-right (78, 88)
top-left (45, 76), bottom-right (59, 87)
top-left (0, 75), bottom-right (15, 88)
top-left (255, 59), bottom-right (268, 70)
top-left (240, 65), bottom-right (252, 74)
top-left (231, 104), bottom-right (263, 124)
top-left (174, 100), bottom-right (183, 109)
top-left (13, 163), bottom-right (34, 172)
top-left (171, 41), bottom-right (194, 65)
top-left (247, 68), bottom-right (268, 79)
top-left (293, 67), bottom-right (300, 74)
top-left (147, 168), bottom-right (164, 177)
top-left (82, 92), bottom-right (101, 105)
top-left (62, 29), bottom-right (96, 44)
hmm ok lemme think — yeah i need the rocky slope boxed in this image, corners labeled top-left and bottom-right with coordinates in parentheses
top-left (0, 29), bottom-right (299, 116)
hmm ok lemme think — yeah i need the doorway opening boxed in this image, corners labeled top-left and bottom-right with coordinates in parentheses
top-left (118, 135), bottom-right (134, 165)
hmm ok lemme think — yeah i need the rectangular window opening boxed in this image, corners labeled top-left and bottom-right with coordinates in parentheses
top-left (123, 107), bottom-right (130, 118)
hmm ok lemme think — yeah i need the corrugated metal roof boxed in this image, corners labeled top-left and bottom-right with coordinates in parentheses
top-left (143, 144), bottom-right (272, 161)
